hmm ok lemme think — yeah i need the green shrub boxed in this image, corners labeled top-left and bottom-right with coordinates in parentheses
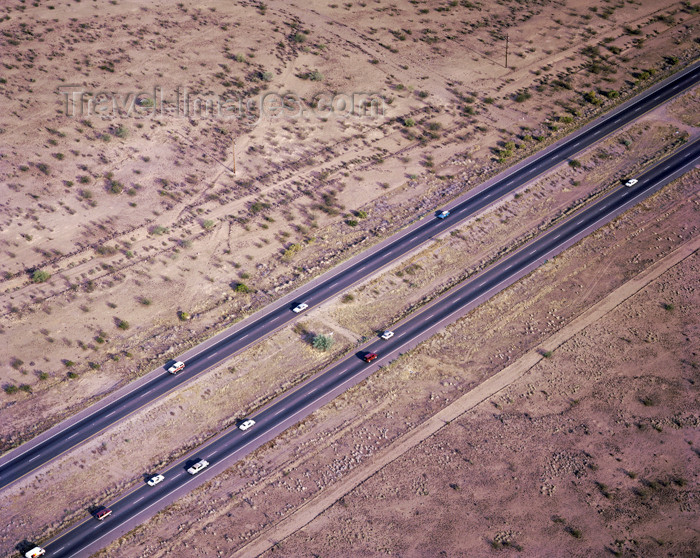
top-left (282, 243), bottom-right (303, 261)
top-left (3, 384), bottom-right (19, 394)
top-left (149, 225), bottom-right (168, 236)
top-left (115, 124), bottom-right (128, 138)
top-left (584, 91), bottom-right (603, 105)
top-left (116, 319), bottom-right (130, 330)
top-left (234, 282), bottom-right (250, 293)
top-left (32, 270), bottom-right (51, 283)
top-left (312, 333), bottom-right (335, 352)
top-left (514, 90), bottom-right (532, 103)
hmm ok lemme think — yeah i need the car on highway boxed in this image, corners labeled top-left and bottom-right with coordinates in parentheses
top-left (187, 459), bottom-right (209, 475)
top-left (95, 508), bottom-right (112, 521)
top-left (436, 210), bottom-right (450, 219)
top-left (380, 331), bottom-right (394, 340)
top-left (363, 352), bottom-right (378, 363)
top-left (292, 302), bottom-right (309, 313)
top-left (147, 474), bottom-right (165, 487)
top-left (239, 419), bottom-right (256, 431)
top-left (167, 361), bottom-right (185, 374)
top-left (624, 178), bottom-right (638, 187)
top-left (25, 547), bottom-right (45, 558)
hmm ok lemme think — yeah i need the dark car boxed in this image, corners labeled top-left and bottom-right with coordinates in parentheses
top-left (363, 352), bottom-right (378, 363)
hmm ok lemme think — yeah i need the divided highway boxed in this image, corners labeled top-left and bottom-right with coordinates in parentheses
top-left (40, 137), bottom-right (700, 558)
top-left (1, 62), bottom-right (699, 492)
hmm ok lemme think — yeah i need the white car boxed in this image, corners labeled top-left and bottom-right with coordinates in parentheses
top-left (624, 178), bottom-right (638, 187)
top-left (239, 419), bottom-right (256, 431)
top-left (292, 302), bottom-right (309, 313)
top-left (147, 474), bottom-right (165, 487)
top-left (187, 459), bottom-right (209, 475)
top-left (380, 331), bottom-right (394, 340)
top-left (25, 548), bottom-right (45, 558)
top-left (167, 361), bottom-right (185, 374)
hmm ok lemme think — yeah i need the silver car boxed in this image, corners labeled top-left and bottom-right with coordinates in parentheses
top-left (239, 419), bottom-right (256, 431)
top-left (187, 460), bottom-right (209, 475)
top-left (147, 474), bottom-right (165, 487)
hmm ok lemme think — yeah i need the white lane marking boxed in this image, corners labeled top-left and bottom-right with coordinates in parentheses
top-left (105, 410), bottom-right (117, 418)
top-left (572, 142), bottom-right (580, 147)
top-left (135, 497), bottom-right (144, 503)
top-left (28, 454), bottom-right (41, 462)
top-left (504, 264), bottom-right (512, 270)
top-left (273, 408), bottom-right (285, 416)
top-left (308, 386), bottom-right (318, 393)
top-left (67, 432), bottom-right (80, 439)
top-left (663, 164), bottom-right (672, 171)
top-left (56, 547), bottom-right (65, 552)
top-left (529, 249), bottom-right (537, 255)
top-left (553, 234), bottom-right (561, 239)
top-left (240, 333), bottom-right (249, 339)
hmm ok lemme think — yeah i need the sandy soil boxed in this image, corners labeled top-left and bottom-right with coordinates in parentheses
top-left (1, 0), bottom-right (699, 556)
top-left (2, 0), bottom-right (699, 450)
top-left (1, 75), bottom-right (698, 554)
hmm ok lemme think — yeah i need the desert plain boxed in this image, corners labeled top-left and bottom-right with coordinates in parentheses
top-left (0, 0), bottom-right (699, 556)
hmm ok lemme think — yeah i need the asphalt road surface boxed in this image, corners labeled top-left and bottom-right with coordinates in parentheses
top-left (1, 63), bottom-right (698, 492)
top-left (35, 136), bottom-right (700, 558)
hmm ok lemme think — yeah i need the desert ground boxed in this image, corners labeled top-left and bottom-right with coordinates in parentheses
top-left (0, 0), bottom-right (699, 556)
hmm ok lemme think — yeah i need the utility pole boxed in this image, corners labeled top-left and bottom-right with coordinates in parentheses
top-left (505, 33), bottom-right (509, 69)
